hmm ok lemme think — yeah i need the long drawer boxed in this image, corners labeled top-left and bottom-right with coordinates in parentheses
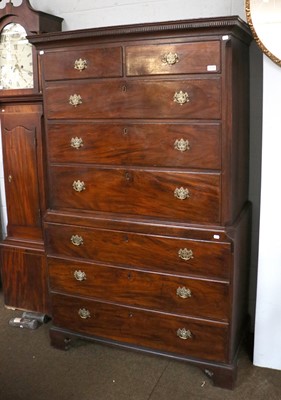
top-left (125, 41), bottom-right (221, 76)
top-left (45, 223), bottom-right (231, 280)
top-left (51, 293), bottom-right (229, 363)
top-left (48, 257), bottom-right (229, 321)
top-left (44, 78), bottom-right (221, 120)
top-left (48, 166), bottom-right (221, 223)
top-left (47, 122), bottom-right (221, 169)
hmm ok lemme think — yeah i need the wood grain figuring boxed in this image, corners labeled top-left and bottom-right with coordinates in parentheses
top-left (45, 223), bottom-right (231, 279)
top-left (49, 166), bottom-right (221, 223)
top-left (48, 122), bottom-right (221, 169)
top-left (43, 46), bottom-right (123, 80)
top-left (0, 102), bottom-right (49, 313)
top-left (1, 105), bottom-right (43, 238)
top-left (126, 40), bottom-right (221, 76)
top-left (51, 293), bottom-right (229, 363)
top-left (1, 247), bottom-right (50, 314)
top-left (45, 78), bottom-right (221, 120)
top-left (48, 257), bottom-right (229, 320)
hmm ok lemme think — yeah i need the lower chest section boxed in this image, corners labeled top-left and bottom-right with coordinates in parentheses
top-left (46, 217), bottom-right (233, 363)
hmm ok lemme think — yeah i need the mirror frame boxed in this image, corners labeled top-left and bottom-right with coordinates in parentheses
top-left (245, 0), bottom-right (281, 67)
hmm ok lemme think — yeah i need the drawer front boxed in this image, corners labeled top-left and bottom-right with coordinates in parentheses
top-left (48, 122), bottom-right (221, 169)
top-left (126, 41), bottom-right (221, 76)
top-left (49, 166), bottom-right (221, 223)
top-left (45, 78), bottom-right (221, 120)
top-left (48, 258), bottom-right (229, 320)
top-left (45, 224), bottom-right (231, 280)
top-left (51, 293), bottom-right (228, 363)
top-left (43, 46), bottom-right (123, 80)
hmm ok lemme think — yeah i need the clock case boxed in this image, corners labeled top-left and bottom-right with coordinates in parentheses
top-left (0, 0), bottom-right (62, 314)
top-left (0, 0), bottom-right (62, 98)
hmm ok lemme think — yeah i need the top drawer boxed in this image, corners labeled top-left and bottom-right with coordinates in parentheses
top-left (42, 46), bottom-right (123, 81)
top-left (126, 41), bottom-right (221, 76)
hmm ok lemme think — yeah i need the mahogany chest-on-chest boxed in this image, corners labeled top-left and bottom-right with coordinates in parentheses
top-left (29, 16), bottom-right (252, 389)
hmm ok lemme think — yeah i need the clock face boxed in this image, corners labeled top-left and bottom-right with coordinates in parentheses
top-left (0, 23), bottom-right (34, 90)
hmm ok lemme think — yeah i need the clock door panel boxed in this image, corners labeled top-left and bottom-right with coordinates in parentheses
top-left (1, 104), bottom-right (45, 240)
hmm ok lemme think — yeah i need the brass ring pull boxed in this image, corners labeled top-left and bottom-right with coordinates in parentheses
top-left (69, 94), bottom-right (82, 107)
top-left (176, 287), bottom-right (192, 299)
top-left (71, 137), bottom-right (84, 149)
top-left (73, 180), bottom-right (86, 192)
top-left (162, 52), bottom-right (179, 65)
top-left (71, 235), bottom-right (84, 246)
top-left (74, 270), bottom-right (87, 281)
top-left (177, 328), bottom-right (193, 340)
top-left (178, 248), bottom-right (194, 261)
top-left (174, 187), bottom-right (190, 200)
top-left (78, 308), bottom-right (91, 319)
top-left (8, 175), bottom-right (12, 183)
top-left (74, 58), bottom-right (87, 72)
top-left (174, 91), bottom-right (189, 105)
top-left (174, 139), bottom-right (190, 152)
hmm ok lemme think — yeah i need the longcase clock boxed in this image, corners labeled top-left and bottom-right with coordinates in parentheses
top-left (0, 0), bottom-right (62, 314)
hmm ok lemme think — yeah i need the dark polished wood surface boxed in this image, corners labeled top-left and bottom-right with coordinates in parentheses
top-left (29, 16), bottom-right (252, 389)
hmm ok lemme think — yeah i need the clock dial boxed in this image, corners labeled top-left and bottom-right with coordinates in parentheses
top-left (0, 23), bottom-right (34, 90)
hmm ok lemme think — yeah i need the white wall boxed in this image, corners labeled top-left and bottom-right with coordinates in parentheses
top-left (253, 57), bottom-right (281, 370)
top-left (29, 0), bottom-right (244, 30)
top-left (3, 0), bottom-right (279, 371)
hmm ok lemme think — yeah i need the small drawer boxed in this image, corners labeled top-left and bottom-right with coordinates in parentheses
top-left (45, 224), bottom-right (231, 280)
top-left (47, 122), bottom-right (221, 170)
top-left (126, 41), bottom-right (221, 76)
top-left (48, 166), bottom-right (221, 223)
top-left (48, 258), bottom-right (229, 320)
top-left (42, 46), bottom-right (123, 80)
top-left (51, 293), bottom-right (229, 363)
top-left (44, 77), bottom-right (221, 120)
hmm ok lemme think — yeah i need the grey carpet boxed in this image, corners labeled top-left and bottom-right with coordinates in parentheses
top-left (0, 290), bottom-right (280, 400)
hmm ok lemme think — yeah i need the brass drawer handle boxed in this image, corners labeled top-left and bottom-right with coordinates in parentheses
top-left (71, 137), bottom-right (84, 149)
top-left (78, 308), bottom-right (91, 319)
top-left (73, 180), bottom-right (86, 192)
top-left (174, 91), bottom-right (189, 105)
top-left (177, 328), bottom-right (193, 340)
top-left (174, 139), bottom-right (190, 152)
top-left (176, 287), bottom-right (192, 299)
top-left (174, 187), bottom-right (190, 200)
top-left (74, 270), bottom-right (87, 281)
top-left (71, 235), bottom-right (84, 246)
top-left (74, 58), bottom-right (88, 72)
top-left (178, 248), bottom-right (194, 261)
top-left (162, 52), bottom-right (179, 65)
top-left (69, 94), bottom-right (82, 107)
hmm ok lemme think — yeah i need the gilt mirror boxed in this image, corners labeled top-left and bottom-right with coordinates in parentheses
top-left (245, 0), bottom-right (281, 66)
